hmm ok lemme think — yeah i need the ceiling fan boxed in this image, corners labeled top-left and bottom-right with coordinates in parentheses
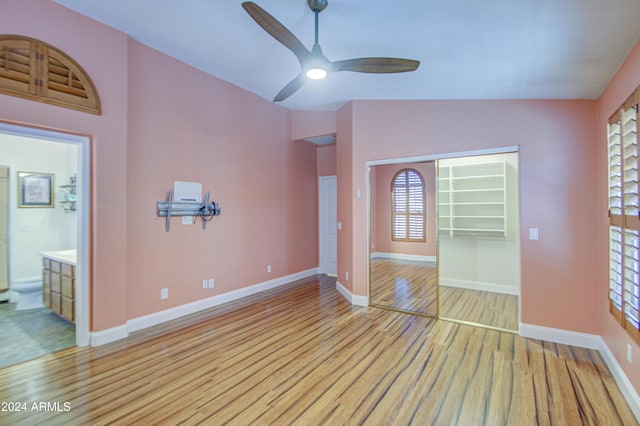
top-left (242, 0), bottom-right (420, 102)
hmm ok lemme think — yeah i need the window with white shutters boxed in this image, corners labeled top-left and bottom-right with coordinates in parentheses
top-left (608, 86), bottom-right (640, 344)
top-left (392, 168), bottom-right (426, 242)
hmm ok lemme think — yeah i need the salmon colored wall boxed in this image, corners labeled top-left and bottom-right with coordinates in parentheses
top-left (317, 145), bottom-right (337, 176)
top-left (597, 39), bottom-right (640, 394)
top-left (126, 41), bottom-right (318, 319)
top-left (339, 100), bottom-right (599, 334)
top-left (291, 110), bottom-right (336, 141)
top-left (372, 162), bottom-right (437, 257)
top-left (1, 0), bottom-right (318, 331)
top-left (336, 103), bottom-right (353, 291)
top-left (0, 0), bottom-right (129, 330)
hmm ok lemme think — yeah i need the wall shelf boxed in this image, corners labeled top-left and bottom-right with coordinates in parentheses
top-left (438, 161), bottom-right (507, 237)
top-left (58, 175), bottom-right (76, 213)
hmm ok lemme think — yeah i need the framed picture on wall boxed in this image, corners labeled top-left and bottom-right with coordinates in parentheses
top-left (18, 172), bottom-right (54, 208)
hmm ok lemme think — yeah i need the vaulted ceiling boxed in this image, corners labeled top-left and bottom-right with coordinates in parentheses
top-left (53, 0), bottom-right (640, 110)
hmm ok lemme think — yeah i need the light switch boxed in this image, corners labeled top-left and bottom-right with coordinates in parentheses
top-left (529, 228), bottom-right (539, 240)
top-left (337, 221), bottom-right (342, 230)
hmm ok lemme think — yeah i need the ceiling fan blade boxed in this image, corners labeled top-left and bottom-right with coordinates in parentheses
top-left (274, 73), bottom-right (306, 102)
top-left (331, 58), bottom-right (420, 74)
top-left (242, 2), bottom-right (310, 65)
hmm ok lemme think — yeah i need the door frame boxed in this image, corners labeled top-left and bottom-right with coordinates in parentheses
top-left (366, 146), bottom-right (520, 322)
top-left (319, 175), bottom-right (337, 276)
top-left (0, 121), bottom-right (91, 347)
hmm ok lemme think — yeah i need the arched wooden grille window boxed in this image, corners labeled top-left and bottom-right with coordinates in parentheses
top-left (0, 35), bottom-right (101, 115)
top-left (391, 168), bottom-right (426, 242)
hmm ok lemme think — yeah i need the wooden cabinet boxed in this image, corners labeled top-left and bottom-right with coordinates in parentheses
top-left (42, 257), bottom-right (75, 323)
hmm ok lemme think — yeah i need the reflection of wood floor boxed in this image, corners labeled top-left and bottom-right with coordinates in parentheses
top-left (370, 259), bottom-right (518, 330)
top-left (440, 286), bottom-right (518, 331)
top-left (369, 258), bottom-right (437, 314)
top-left (1, 275), bottom-right (635, 424)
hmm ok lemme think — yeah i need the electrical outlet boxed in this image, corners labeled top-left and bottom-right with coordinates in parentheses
top-left (202, 279), bottom-right (207, 289)
top-left (267, 264), bottom-right (272, 273)
top-left (161, 288), bottom-right (168, 299)
top-left (208, 278), bottom-right (214, 288)
top-left (627, 344), bottom-right (633, 364)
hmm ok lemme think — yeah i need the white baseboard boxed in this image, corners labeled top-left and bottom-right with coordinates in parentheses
top-left (439, 277), bottom-right (519, 296)
top-left (90, 325), bottom-right (128, 347)
top-left (519, 323), bottom-right (601, 349)
top-left (371, 252), bottom-right (436, 263)
top-left (598, 337), bottom-right (640, 422)
top-left (336, 280), bottom-right (369, 306)
top-left (90, 267), bottom-right (319, 346)
top-left (520, 323), bottom-right (640, 422)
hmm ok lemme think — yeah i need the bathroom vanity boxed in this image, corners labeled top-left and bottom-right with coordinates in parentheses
top-left (41, 250), bottom-right (76, 323)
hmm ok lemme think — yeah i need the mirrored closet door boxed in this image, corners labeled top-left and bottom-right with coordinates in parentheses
top-left (369, 161), bottom-right (438, 317)
top-left (437, 152), bottom-right (520, 332)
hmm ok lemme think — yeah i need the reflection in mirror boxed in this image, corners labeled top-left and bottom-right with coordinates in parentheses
top-left (437, 152), bottom-right (520, 331)
top-left (369, 161), bottom-right (438, 316)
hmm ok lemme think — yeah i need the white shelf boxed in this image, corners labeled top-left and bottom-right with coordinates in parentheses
top-left (438, 161), bottom-right (507, 237)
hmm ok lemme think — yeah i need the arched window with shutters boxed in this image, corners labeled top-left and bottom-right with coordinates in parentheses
top-left (391, 168), bottom-right (426, 242)
top-left (0, 35), bottom-right (101, 115)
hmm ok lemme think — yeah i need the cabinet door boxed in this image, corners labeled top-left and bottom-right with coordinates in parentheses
top-left (50, 271), bottom-right (61, 294)
top-left (61, 296), bottom-right (74, 323)
top-left (61, 275), bottom-right (74, 298)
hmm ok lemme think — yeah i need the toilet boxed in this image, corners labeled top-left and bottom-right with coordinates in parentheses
top-left (10, 278), bottom-right (43, 310)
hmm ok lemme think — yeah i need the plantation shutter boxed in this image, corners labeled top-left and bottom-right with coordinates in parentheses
top-left (608, 87), bottom-right (640, 343)
top-left (392, 169), bottom-right (426, 242)
top-left (0, 35), bottom-right (101, 115)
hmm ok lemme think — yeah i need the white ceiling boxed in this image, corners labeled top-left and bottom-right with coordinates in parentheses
top-left (53, 0), bottom-right (640, 111)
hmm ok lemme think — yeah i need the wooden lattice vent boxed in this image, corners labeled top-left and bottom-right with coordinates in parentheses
top-left (0, 35), bottom-right (101, 115)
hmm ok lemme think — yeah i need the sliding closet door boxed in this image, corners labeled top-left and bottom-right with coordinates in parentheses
top-left (0, 166), bottom-right (8, 294)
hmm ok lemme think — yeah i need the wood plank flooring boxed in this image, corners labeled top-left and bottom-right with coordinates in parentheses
top-left (370, 259), bottom-right (518, 330)
top-left (0, 275), bottom-right (636, 425)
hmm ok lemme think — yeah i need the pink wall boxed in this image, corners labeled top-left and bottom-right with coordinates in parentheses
top-left (597, 39), bottom-right (640, 393)
top-left (1, 0), bottom-right (318, 330)
top-left (372, 162), bottom-right (437, 257)
top-left (317, 145), bottom-right (337, 177)
top-left (0, 0), bottom-right (129, 330)
top-left (291, 110), bottom-right (336, 141)
top-left (338, 100), bottom-right (600, 335)
top-left (126, 41), bottom-right (318, 319)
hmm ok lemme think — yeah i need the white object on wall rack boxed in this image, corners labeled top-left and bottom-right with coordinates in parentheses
top-left (438, 160), bottom-right (507, 237)
top-left (157, 188), bottom-right (221, 232)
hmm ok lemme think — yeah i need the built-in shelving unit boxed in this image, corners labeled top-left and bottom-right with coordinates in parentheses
top-left (59, 174), bottom-right (76, 213)
top-left (438, 161), bottom-right (507, 237)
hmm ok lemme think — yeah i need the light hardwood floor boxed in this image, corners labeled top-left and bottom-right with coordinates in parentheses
top-left (370, 259), bottom-right (518, 330)
top-left (0, 275), bottom-right (636, 425)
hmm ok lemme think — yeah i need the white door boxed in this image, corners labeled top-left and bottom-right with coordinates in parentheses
top-left (319, 176), bottom-right (337, 275)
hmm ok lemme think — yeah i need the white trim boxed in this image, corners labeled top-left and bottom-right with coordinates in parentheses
top-left (519, 323), bottom-right (601, 349)
top-left (336, 280), bottom-right (369, 306)
top-left (598, 337), bottom-right (640, 422)
top-left (440, 277), bottom-right (519, 296)
top-left (519, 323), bottom-right (640, 422)
top-left (371, 252), bottom-right (436, 263)
top-left (89, 268), bottom-right (319, 346)
top-left (0, 122), bottom-right (90, 347)
top-left (366, 146), bottom-right (519, 167)
top-left (90, 325), bottom-right (128, 347)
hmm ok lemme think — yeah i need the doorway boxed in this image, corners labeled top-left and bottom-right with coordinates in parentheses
top-left (319, 176), bottom-right (337, 276)
top-left (0, 122), bottom-right (90, 367)
top-left (367, 147), bottom-right (520, 332)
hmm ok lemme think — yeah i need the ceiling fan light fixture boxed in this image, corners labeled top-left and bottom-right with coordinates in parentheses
top-left (306, 67), bottom-right (327, 80)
